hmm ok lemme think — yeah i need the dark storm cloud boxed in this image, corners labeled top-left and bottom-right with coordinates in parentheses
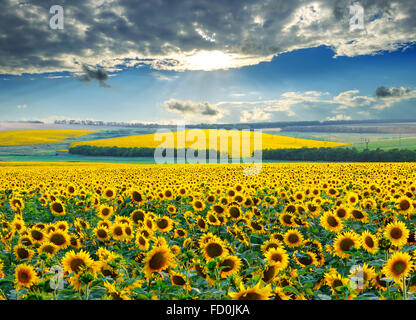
top-left (0, 0), bottom-right (415, 75)
top-left (375, 86), bottom-right (411, 98)
top-left (76, 64), bottom-right (111, 87)
top-left (164, 99), bottom-right (220, 116)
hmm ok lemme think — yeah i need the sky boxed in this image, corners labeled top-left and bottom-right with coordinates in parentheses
top-left (0, 0), bottom-right (415, 124)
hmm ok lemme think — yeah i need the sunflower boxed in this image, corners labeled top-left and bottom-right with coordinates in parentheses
top-left (50, 200), bottom-right (66, 216)
top-left (333, 231), bottom-right (361, 259)
top-left (54, 221), bottom-right (69, 233)
top-left (29, 227), bottom-right (46, 244)
top-left (129, 209), bottom-right (146, 226)
top-left (262, 264), bottom-right (278, 283)
top-left (14, 244), bottom-right (34, 261)
top-left (206, 212), bottom-right (221, 226)
top-left (130, 189), bottom-right (144, 204)
top-left (334, 205), bottom-right (349, 219)
top-left (249, 220), bottom-right (266, 234)
top-left (396, 196), bottom-right (413, 214)
top-left (345, 192), bottom-right (359, 206)
top-left (361, 230), bottom-right (379, 254)
top-left (283, 229), bottom-right (304, 248)
top-left (155, 216), bottom-right (174, 233)
top-left (103, 187), bottom-right (116, 199)
top-left (228, 282), bottom-right (272, 300)
top-left (111, 222), bottom-right (126, 241)
top-left (348, 264), bottom-right (376, 291)
top-left (142, 245), bottom-right (175, 279)
top-left (62, 249), bottom-right (95, 274)
top-left (218, 255), bottom-right (242, 278)
top-left (324, 271), bottom-right (350, 295)
top-left (48, 229), bottom-right (70, 249)
top-left (320, 211), bottom-right (343, 232)
top-left (227, 206), bottom-right (242, 220)
top-left (10, 197), bottom-right (25, 212)
top-left (265, 247), bottom-right (289, 272)
top-left (94, 226), bottom-right (111, 242)
top-left (201, 238), bottom-right (229, 261)
top-left (383, 251), bottom-right (414, 283)
top-left (279, 213), bottom-right (294, 227)
top-left (98, 205), bottom-right (113, 220)
top-left (174, 228), bottom-right (188, 239)
top-left (170, 272), bottom-right (189, 290)
top-left (261, 239), bottom-right (283, 254)
top-left (38, 242), bottom-right (59, 257)
top-left (196, 216), bottom-right (208, 232)
top-left (349, 208), bottom-right (368, 223)
top-left (192, 199), bottom-right (206, 212)
top-left (293, 251), bottom-right (317, 268)
top-left (384, 221), bottom-right (409, 248)
top-left (14, 264), bottom-right (39, 289)
top-left (271, 286), bottom-right (291, 300)
top-left (372, 272), bottom-right (388, 291)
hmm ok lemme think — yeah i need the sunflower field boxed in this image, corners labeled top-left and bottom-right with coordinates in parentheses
top-left (1, 162), bottom-right (416, 300)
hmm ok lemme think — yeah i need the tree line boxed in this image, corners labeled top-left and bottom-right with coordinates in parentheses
top-left (69, 145), bottom-right (416, 162)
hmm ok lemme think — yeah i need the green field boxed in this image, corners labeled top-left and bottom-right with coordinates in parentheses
top-left (268, 131), bottom-right (416, 151)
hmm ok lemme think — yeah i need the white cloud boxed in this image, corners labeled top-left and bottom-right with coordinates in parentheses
top-left (326, 114), bottom-right (351, 121)
top-left (1, 0), bottom-right (415, 75)
top-left (16, 104), bottom-right (27, 109)
top-left (240, 108), bottom-right (272, 122)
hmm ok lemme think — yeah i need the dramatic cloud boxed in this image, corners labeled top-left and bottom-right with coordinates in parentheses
top-left (76, 64), bottom-right (111, 87)
top-left (373, 86), bottom-right (416, 109)
top-left (375, 86), bottom-right (412, 98)
top-left (1, 0), bottom-right (415, 75)
top-left (163, 99), bottom-right (227, 122)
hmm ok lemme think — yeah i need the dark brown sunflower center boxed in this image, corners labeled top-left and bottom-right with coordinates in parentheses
top-left (327, 216), bottom-right (339, 227)
top-left (337, 209), bottom-right (346, 218)
top-left (219, 259), bottom-right (235, 273)
top-left (298, 255), bottom-right (313, 266)
top-left (50, 233), bottom-right (66, 245)
top-left (172, 275), bottom-right (186, 286)
top-left (288, 234), bottom-right (299, 244)
top-left (340, 238), bottom-right (354, 252)
top-left (70, 258), bottom-right (86, 273)
top-left (262, 266), bottom-right (276, 282)
top-left (283, 214), bottom-right (292, 224)
top-left (390, 227), bottom-right (403, 240)
top-left (31, 230), bottom-right (43, 241)
top-left (97, 229), bottom-right (108, 238)
top-left (392, 260), bottom-right (406, 275)
top-left (157, 219), bottom-right (168, 229)
top-left (149, 252), bottom-right (167, 270)
top-left (19, 271), bottom-right (29, 282)
top-left (52, 202), bottom-right (64, 213)
top-left (271, 253), bottom-right (282, 262)
top-left (113, 226), bottom-right (123, 236)
top-left (132, 191), bottom-right (143, 202)
top-left (229, 207), bottom-right (240, 218)
top-left (42, 245), bottom-right (55, 254)
top-left (365, 236), bottom-right (374, 248)
top-left (17, 247), bottom-right (29, 259)
top-left (352, 210), bottom-right (364, 219)
top-left (205, 243), bottom-right (223, 258)
top-left (240, 292), bottom-right (263, 300)
top-left (399, 200), bottom-right (411, 210)
top-left (101, 208), bottom-right (111, 216)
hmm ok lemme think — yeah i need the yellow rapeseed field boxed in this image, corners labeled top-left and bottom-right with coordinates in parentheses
top-left (0, 161), bottom-right (416, 300)
top-left (0, 130), bottom-right (97, 146)
top-left (70, 129), bottom-right (348, 157)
